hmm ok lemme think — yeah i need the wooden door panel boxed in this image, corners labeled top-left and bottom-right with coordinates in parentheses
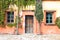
top-left (25, 15), bottom-right (33, 33)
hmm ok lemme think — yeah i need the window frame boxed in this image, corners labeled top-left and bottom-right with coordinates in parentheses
top-left (46, 12), bottom-right (53, 24)
top-left (7, 11), bottom-right (14, 23)
top-left (44, 10), bottom-right (56, 25)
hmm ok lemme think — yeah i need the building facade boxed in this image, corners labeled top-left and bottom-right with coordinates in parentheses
top-left (0, 0), bottom-right (60, 34)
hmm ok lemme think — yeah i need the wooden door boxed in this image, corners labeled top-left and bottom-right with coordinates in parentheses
top-left (25, 15), bottom-right (33, 33)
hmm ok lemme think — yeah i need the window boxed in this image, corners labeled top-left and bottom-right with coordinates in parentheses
top-left (7, 12), bottom-right (14, 23)
top-left (46, 12), bottom-right (52, 24)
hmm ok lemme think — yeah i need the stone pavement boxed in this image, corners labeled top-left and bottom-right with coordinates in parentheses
top-left (0, 34), bottom-right (60, 40)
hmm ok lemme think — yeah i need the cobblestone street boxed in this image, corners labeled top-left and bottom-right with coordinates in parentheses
top-left (0, 34), bottom-right (60, 40)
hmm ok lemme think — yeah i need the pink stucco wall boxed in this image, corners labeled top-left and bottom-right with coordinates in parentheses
top-left (40, 22), bottom-right (60, 34)
top-left (0, 10), bottom-right (60, 35)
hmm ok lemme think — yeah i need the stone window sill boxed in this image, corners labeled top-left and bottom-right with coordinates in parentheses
top-left (45, 23), bottom-right (56, 26)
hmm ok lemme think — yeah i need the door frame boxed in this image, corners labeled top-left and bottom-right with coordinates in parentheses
top-left (25, 15), bottom-right (34, 33)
